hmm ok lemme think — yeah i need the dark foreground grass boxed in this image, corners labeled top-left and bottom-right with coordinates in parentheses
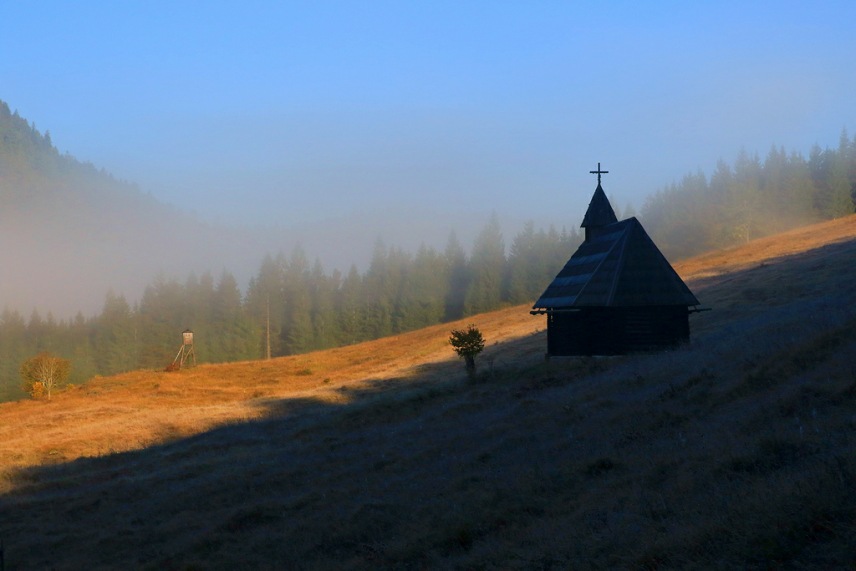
top-left (1, 237), bottom-right (856, 569)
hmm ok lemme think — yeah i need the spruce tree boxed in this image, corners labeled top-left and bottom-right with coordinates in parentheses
top-left (464, 213), bottom-right (505, 315)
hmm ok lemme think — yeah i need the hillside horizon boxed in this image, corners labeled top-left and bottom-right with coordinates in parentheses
top-left (0, 99), bottom-right (560, 317)
top-left (3, 99), bottom-right (855, 319)
top-left (1, 215), bottom-right (854, 568)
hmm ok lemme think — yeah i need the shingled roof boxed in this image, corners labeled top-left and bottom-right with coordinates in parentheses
top-left (533, 217), bottom-right (700, 309)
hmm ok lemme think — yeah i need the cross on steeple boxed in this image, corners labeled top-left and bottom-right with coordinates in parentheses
top-left (589, 162), bottom-right (609, 186)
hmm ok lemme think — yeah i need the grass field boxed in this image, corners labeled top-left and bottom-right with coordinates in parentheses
top-left (1, 215), bottom-right (855, 569)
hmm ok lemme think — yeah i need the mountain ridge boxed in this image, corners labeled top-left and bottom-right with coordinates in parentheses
top-left (1, 99), bottom-right (274, 316)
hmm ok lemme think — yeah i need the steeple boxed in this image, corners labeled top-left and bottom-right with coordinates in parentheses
top-left (580, 162), bottom-right (617, 240)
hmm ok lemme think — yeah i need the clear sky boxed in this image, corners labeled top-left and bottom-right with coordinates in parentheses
top-left (2, 1), bottom-right (855, 234)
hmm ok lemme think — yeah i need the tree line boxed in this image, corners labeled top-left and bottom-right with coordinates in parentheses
top-left (642, 130), bottom-right (856, 260)
top-left (0, 218), bottom-right (582, 401)
top-left (3, 94), bottom-right (855, 402)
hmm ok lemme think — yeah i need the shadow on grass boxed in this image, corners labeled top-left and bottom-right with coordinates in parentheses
top-left (687, 237), bottom-right (856, 300)
top-left (2, 237), bottom-right (856, 569)
top-left (0, 334), bottom-right (560, 569)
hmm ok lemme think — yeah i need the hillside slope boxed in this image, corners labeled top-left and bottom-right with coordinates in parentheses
top-left (1, 215), bottom-right (855, 569)
top-left (0, 100), bottom-right (278, 316)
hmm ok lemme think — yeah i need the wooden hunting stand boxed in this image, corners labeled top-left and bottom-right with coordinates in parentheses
top-left (170, 329), bottom-right (196, 370)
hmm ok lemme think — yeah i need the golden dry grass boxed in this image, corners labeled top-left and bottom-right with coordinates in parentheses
top-left (0, 304), bottom-right (543, 492)
top-left (1, 214), bottom-right (855, 569)
top-left (4, 214), bottom-right (852, 487)
top-left (673, 213), bottom-right (856, 280)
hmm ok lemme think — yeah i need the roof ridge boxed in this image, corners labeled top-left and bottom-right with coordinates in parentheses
top-left (572, 221), bottom-right (626, 305)
top-left (605, 222), bottom-right (631, 305)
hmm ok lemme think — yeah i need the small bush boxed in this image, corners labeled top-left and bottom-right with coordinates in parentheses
top-left (30, 381), bottom-right (46, 399)
top-left (20, 352), bottom-right (71, 400)
top-left (449, 324), bottom-right (486, 380)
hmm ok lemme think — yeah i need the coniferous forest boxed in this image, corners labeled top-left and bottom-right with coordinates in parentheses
top-left (1, 99), bottom-right (855, 401)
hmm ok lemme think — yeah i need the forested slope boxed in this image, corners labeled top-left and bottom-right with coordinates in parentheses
top-left (642, 135), bottom-right (856, 259)
top-left (0, 100), bottom-right (265, 317)
top-left (1, 214), bottom-right (854, 569)
top-left (3, 100), bottom-right (855, 404)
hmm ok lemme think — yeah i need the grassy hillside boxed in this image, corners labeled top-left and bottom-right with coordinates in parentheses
top-left (1, 215), bottom-right (855, 569)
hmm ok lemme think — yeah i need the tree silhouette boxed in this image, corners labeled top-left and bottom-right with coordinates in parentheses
top-left (449, 324), bottom-right (485, 380)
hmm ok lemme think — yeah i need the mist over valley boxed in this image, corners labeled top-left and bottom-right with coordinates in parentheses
top-left (2, 3), bottom-right (856, 567)
top-left (0, 103), bottom-right (550, 318)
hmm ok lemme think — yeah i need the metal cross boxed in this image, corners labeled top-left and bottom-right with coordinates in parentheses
top-left (589, 162), bottom-right (609, 185)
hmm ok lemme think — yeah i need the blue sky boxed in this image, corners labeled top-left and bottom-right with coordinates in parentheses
top-left (2, 1), bottom-right (855, 234)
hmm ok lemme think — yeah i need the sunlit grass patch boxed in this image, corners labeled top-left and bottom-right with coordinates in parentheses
top-left (2, 223), bottom-right (856, 568)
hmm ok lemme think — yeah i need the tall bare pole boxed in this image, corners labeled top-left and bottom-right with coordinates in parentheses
top-left (266, 294), bottom-right (272, 360)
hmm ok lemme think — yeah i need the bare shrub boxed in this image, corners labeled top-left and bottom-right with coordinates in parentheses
top-left (20, 352), bottom-right (71, 400)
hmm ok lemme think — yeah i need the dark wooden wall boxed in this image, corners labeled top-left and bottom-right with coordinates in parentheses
top-left (546, 306), bottom-right (689, 356)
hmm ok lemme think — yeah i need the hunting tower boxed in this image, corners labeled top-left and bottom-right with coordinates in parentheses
top-left (171, 328), bottom-right (197, 369)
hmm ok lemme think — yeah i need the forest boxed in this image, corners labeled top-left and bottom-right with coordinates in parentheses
top-left (642, 133), bottom-right (856, 259)
top-left (0, 220), bottom-right (582, 401)
top-left (1, 98), bottom-right (855, 401)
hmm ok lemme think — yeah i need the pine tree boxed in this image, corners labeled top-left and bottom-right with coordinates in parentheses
top-left (395, 244), bottom-right (447, 331)
top-left (245, 253), bottom-right (287, 357)
top-left (213, 270), bottom-right (257, 362)
top-left (0, 309), bottom-right (29, 401)
top-left (337, 265), bottom-right (366, 345)
top-left (727, 149), bottom-right (763, 243)
top-left (136, 276), bottom-right (186, 368)
top-left (506, 221), bottom-right (536, 304)
top-left (93, 291), bottom-right (137, 374)
top-left (281, 245), bottom-right (314, 354)
top-left (67, 312), bottom-right (98, 386)
top-left (443, 231), bottom-right (470, 321)
top-left (363, 238), bottom-right (394, 338)
top-left (464, 213), bottom-right (505, 315)
top-left (310, 260), bottom-right (339, 350)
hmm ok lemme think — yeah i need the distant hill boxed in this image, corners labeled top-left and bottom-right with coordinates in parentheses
top-left (0, 100), bottom-right (500, 318)
top-left (0, 100), bottom-right (273, 316)
top-left (1, 214), bottom-right (854, 568)
top-left (5, 97), bottom-right (854, 322)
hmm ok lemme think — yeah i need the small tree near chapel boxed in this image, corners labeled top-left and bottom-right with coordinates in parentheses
top-left (449, 324), bottom-right (485, 381)
top-left (20, 352), bottom-right (71, 400)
